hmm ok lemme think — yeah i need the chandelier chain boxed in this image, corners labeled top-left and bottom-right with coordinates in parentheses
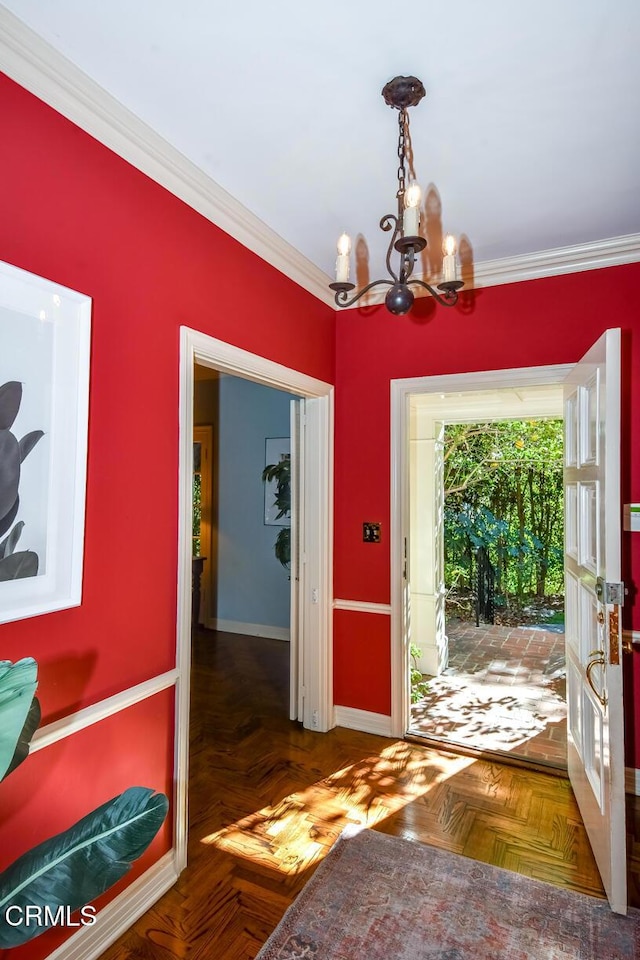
top-left (396, 108), bottom-right (407, 201)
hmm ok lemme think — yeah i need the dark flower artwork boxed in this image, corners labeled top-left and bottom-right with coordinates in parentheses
top-left (0, 381), bottom-right (44, 581)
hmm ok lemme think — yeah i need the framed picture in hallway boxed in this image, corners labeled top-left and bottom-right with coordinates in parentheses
top-left (0, 259), bottom-right (91, 624)
top-left (263, 437), bottom-right (291, 526)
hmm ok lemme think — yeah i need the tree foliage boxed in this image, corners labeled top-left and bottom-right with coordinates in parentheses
top-left (444, 418), bottom-right (564, 607)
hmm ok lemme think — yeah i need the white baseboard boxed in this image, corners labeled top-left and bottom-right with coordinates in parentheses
top-left (47, 852), bottom-right (178, 960)
top-left (625, 767), bottom-right (640, 796)
top-left (208, 618), bottom-right (290, 641)
top-left (334, 706), bottom-right (393, 738)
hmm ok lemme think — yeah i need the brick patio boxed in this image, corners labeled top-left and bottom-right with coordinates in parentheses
top-left (409, 619), bottom-right (567, 767)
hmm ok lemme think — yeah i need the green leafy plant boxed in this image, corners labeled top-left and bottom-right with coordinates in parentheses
top-left (0, 661), bottom-right (168, 946)
top-left (0, 658), bottom-right (40, 781)
top-left (0, 787), bottom-right (169, 948)
top-left (410, 645), bottom-right (429, 703)
top-left (262, 458), bottom-right (291, 567)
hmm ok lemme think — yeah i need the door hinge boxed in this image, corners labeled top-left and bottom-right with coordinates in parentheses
top-left (596, 578), bottom-right (625, 605)
top-left (609, 607), bottom-right (621, 665)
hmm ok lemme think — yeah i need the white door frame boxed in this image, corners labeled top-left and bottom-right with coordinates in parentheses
top-left (390, 363), bottom-right (572, 738)
top-left (175, 327), bottom-right (334, 870)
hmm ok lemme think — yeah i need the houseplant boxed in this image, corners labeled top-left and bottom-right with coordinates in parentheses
top-left (262, 458), bottom-right (291, 567)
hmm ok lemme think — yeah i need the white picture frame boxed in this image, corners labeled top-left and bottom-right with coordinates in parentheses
top-left (0, 259), bottom-right (91, 624)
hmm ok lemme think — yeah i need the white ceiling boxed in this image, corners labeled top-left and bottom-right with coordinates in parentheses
top-left (1, 1), bottom-right (639, 304)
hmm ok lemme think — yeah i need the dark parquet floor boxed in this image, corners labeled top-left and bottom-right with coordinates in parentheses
top-left (99, 629), bottom-right (640, 960)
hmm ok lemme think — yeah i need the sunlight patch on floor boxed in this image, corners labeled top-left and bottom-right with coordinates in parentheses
top-left (411, 674), bottom-right (566, 752)
top-left (200, 742), bottom-right (475, 874)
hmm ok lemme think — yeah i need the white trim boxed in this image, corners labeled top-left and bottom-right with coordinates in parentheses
top-left (392, 363), bottom-right (574, 397)
top-left (390, 379), bottom-right (410, 738)
top-left (343, 235), bottom-right (640, 308)
top-left (390, 363), bottom-right (574, 738)
top-left (333, 599), bottom-right (392, 616)
top-left (625, 767), bottom-right (640, 796)
top-left (45, 853), bottom-right (178, 960)
top-left (1, 8), bottom-right (639, 305)
top-left (189, 329), bottom-right (334, 397)
top-left (334, 706), bottom-right (393, 738)
top-left (177, 327), bottom-right (334, 870)
top-left (298, 393), bottom-right (335, 732)
top-left (30, 670), bottom-right (179, 752)
top-left (0, 8), bottom-right (332, 308)
top-left (211, 618), bottom-right (290, 641)
top-left (471, 235), bottom-right (640, 288)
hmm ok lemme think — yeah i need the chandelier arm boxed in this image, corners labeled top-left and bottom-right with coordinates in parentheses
top-left (407, 278), bottom-right (460, 308)
top-left (379, 213), bottom-right (400, 282)
top-left (401, 246), bottom-right (416, 283)
top-left (332, 278), bottom-right (394, 309)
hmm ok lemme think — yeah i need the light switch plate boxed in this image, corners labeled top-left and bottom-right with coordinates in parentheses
top-left (363, 522), bottom-right (381, 543)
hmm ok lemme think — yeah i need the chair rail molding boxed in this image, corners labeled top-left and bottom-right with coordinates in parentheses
top-left (333, 599), bottom-right (392, 615)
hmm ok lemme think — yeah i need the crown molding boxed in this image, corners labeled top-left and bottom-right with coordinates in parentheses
top-left (2, 8), bottom-right (639, 312)
top-left (472, 233), bottom-right (640, 289)
top-left (335, 233), bottom-right (640, 309)
top-left (0, 7), bottom-right (335, 308)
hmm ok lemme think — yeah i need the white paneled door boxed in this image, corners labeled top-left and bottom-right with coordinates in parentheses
top-left (289, 398), bottom-right (302, 722)
top-left (564, 328), bottom-right (626, 913)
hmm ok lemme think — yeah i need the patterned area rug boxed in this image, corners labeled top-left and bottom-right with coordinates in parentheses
top-left (256, 827), bottom-right (640, 959)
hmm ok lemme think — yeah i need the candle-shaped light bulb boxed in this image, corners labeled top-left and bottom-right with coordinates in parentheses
top-left (335, 232), bottom-right (351, 283)
top-left (442, 233), bottom-right (458, 282)
top-left (402, 182), bottom-right (421, 237)
top-left (337, 233), bottom-right (351, 257)
top-left (443, 234), bottom-right (457, 257)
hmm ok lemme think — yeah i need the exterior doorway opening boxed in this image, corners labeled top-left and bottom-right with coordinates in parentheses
top-left (408, 410), bottom-right (567, 769)
top-left (391, 336), bottom-right (626, 913)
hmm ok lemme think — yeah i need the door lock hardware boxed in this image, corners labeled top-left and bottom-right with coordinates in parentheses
top-left (596, 578), bottom-right (625, 605)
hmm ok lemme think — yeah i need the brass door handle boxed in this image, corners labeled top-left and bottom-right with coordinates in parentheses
top-left (586, 650), bottom-right (607, 708)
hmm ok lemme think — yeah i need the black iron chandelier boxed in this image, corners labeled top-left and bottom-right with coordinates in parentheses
top-left (329, 75), bottom-right (463, 316)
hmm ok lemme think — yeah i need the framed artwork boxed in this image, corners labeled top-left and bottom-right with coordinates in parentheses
top-left (0, 259), bottom-right (91, 624)
top-left (264, 437), bottom-right (291, 526)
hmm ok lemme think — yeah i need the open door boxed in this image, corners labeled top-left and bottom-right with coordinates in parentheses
top-left (289, 394), bottom-right (332, 731)
top-left (564, 328), bottom-right (626, 913)
top-left (289, 398), bottom-right (303, 721)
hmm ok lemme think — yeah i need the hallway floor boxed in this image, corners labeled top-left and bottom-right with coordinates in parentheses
top-left (100, 629), bottom-right (640, 960)
top-left (409, 620), bottom-right (567, 767)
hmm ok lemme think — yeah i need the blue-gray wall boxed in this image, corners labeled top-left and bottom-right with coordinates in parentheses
top-left (210, 375), bottom-right (291, 632)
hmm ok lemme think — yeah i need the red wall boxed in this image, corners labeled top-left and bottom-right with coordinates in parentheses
top-left (0, 691), bottom-right (174, 960)
top-left (333, 267), bottom-right (640, 765)
top-left (2, 68), bottom-right (640, 958)
top-left (0, 73), bottom-right (334, 959)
